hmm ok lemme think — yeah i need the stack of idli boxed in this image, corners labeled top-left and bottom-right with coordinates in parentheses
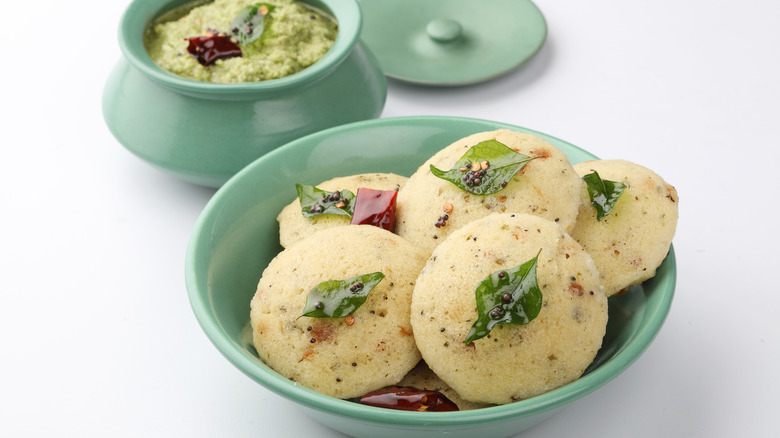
top-left (249, 129), bottom-right (678, 408)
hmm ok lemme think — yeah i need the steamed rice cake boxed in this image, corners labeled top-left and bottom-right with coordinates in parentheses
top-left (277, 173), bottom-right (407, 248)
top-left (571, 159), bottom-right (678, 296)
top-left (251, 225), bottom-right (426, 399)
top-left (397, 361), bottom-right (493, 411)
top-left (410, 213), bottom-right (608, 404)
top-left (395, 130), bottom-right (584, 256)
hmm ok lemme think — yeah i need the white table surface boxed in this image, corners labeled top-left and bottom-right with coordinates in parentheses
top-left (2, 1), bottom-right (779, 437)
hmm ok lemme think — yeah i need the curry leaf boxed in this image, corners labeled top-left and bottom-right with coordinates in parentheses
top-left (465, 251), bottom-right (543, 345)
top-left (582, 171), bottom-right (626, 221)
top-left (296, 184), bottom-right (355, 218)
top-left (429, 140), bottom-right (534, 196)
top-left (301, 272), bottom-right (385, 319)
top-left (231, 3), bottom-right (275, 46)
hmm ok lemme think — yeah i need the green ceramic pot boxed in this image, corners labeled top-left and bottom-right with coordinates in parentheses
top-left (103, 0), bottom-right (387, 187)
top-left (185, 116), bottom-right (676, 437)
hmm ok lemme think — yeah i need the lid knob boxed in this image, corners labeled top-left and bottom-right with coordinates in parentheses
top-left (426, 18), bottom-right (462, 43)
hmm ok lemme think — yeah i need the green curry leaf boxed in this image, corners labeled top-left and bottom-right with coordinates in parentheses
top-left (301, 272), bottom-right (385, 319)
top-left (296, 184), bottom-right (355, 218)
top-left (465, 251), bottom-right (543, 345)
top-left (582, 171), bottom-right (626, 221)
top-left (231, 3), bottom-right (275, 46)
top-left (429, 140), bottom-right (534, 196)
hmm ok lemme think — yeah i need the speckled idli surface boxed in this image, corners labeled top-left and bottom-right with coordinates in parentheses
top-left (396, 130), bottom-right (584, 256)
top-left (411, 213), bottom-right (608, 404)
top-left (277, 173), bottom-right (407, 248)
top-left (397, 361), bottom-right (493, 411)
top-left (250, 225), bottom-right (426, 399)
top-left (571, 159), bottom-right (678, 296)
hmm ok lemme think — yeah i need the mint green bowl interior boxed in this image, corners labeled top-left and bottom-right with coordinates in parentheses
top-left (185, 116), bottom-right (676, 437)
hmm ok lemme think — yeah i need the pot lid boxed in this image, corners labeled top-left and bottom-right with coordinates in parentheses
top-left (358, 0), bottom-right (547, 86)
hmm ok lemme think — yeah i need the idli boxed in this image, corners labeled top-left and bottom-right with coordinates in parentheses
top-left (251, 225), bottom-right (426, 399)
top-left (277, 173), bottom-right (407, 248)
top-left (411, 213), bottom-right (608, 404)
top-left (571, 160), bottom-right (678, 296)
top-left (396, 361), bottom-right (493, 411)
top-left (396, 130), bottom-right (584, 256)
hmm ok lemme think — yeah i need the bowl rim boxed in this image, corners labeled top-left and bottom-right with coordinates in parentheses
top-left (118, 0), bottom-right (362, 98)
top-left (185, 115), bottom-right (676, 425)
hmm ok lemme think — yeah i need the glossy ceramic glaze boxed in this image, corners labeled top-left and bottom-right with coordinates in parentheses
top-left (103, 0), bottom-right (386, 187)
top-left (185, 116), bottom-right (676, 437)
top-left (359, 0), bottom-right (547, 85)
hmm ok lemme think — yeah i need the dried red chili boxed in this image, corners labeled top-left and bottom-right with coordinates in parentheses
top-left (350, 188), bottom-right (398, 232)
top-left (185, 33), bottom-right (242, 66)
top-left (358, 386), bottom-right (459, 412)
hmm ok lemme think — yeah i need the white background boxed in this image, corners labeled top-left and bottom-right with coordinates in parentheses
top-left (2, 0), bottom-right (779, 437)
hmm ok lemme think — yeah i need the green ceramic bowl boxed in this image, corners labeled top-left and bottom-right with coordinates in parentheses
top-left (185, 116), bottom-right (676, 437)
top-left (103, 0), bottom-right (386, 188)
